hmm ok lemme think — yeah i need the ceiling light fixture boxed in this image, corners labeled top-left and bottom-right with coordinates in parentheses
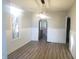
top-left (40, 0), bottom-right (47, 18)
top-left (41, 0), bottom-right (45, 4)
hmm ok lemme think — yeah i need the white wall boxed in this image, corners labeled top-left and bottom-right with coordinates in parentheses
top-left (47, 28), bottom-right (66, 43)
top-left (6, 11), bottom-right (32, 55)
top-left (2, 5), bottom-right (7, 59)
top-left (68, 2), bottom-right (76, 59)
top-left (47, 12), bottom-right (67, 43)
top-left (6, 28), bottom-right (31, 54)
top-left (69, 31), bottom-right (76, 59)
top-left (32, 12), bottom-right (67, 43)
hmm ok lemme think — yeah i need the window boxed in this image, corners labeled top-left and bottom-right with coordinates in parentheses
top-left (6, 5), bottom-right (23, 39)
top-left (12, 17), bottom-right (19, 39)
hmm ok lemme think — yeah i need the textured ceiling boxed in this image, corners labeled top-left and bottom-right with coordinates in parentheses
top-left (6, 0), bottom-right (75, 12)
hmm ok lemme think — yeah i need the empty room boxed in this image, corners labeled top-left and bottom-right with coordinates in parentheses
top-left (3, 0), bottom-right (76, 59)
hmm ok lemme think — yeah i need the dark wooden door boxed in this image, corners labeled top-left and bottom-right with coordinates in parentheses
top-left (66, 17), bottom-right (71, 44)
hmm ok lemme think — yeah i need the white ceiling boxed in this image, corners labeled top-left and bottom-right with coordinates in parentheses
top-left (6, 0), bottom-right (75, 12)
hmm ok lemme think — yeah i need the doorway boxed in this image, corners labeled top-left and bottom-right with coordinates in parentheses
top-left (38, 20), bottom-right (48, 42)
top-left (66, 17), bottom-right (71, 46)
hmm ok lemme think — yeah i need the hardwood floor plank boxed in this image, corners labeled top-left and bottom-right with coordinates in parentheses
top-left (8, 41), bottom-right (73, 59)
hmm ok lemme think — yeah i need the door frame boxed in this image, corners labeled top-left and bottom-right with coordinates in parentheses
top-left (65, 16), bottom-right (71, 45)
top-left (38, 19), bottom-right (48, 41)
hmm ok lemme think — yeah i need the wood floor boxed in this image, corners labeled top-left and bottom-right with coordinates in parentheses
top-left (8, 41), bottom-right (73, 59)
